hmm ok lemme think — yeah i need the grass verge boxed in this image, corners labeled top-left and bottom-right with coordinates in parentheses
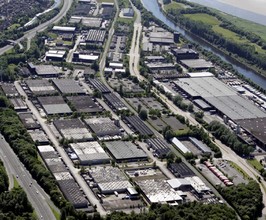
top-left (228, 161), bottom-right (251, 180)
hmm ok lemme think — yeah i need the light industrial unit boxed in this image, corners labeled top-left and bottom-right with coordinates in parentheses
top-left (104, 141), bottom-right (148, 162)
top-left (70, 142), bottom-right (110, 165)
top-left (53, 118), bottom-right (93, 141)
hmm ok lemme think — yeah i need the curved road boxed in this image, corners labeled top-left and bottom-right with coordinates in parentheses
top-left (0, 0), bottom-right (73, 55)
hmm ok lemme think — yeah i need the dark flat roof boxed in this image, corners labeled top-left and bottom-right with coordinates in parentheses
top-left (125, 115), bottom-right (154, 136)
top-left (235, 117), bottom-right (266, 145)
top-left (66, 96), bottom-right (103, 113)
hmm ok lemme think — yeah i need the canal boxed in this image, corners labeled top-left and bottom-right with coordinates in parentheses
top-left (142, 0), bottom-right (266, 89)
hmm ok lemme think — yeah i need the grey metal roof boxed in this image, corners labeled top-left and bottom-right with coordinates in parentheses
top-left (52, 79), bottom-right (85, 94)
top-left (105, 141), bottom-right (147, 160)
top-left (43, 104), bottom-right (72, 115)
top-left (205, 95), bottom-right (266, 120)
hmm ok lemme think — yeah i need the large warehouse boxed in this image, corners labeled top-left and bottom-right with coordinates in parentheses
top-left (52, 79), bottom-right (85, 95)
top-left (84, 117), bottom-right (121, 140)
top-left (174, 77), bottom-right (266, 120)
top-left (70, 142), bottom-right (110, 165)
top-left (104, 141), bottom-right (147, 162)
top-left (37, 96), bottom-right (72, 115)
top-left (54, 118), bottom-right (93, 141)
top-left (174, 77), bottom-right (266, 147)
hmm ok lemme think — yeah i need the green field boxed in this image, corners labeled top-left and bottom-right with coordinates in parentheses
top-left (164, 2), bottom-right (187, 11)
top-left (212, 25), bottom-right (247, 43)
top-left (184, 13), bottom-right (266, 55)
top-left (216, 11), bottom-right (266, 42)
top-left (184, 13), bottom-right (220, 26)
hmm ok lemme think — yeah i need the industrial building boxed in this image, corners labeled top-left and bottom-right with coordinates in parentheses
top-left (85, 30), bottom-right (106, 44)
top-left (37, 96), bottom-right (72, 115)
top-left (149, 31), bottom-right (174, 45)
top-left (168, 162), bottom-right (195, 178)
top-left (103, 93), bottom-right (128, 111)
top-left (18, 112), bottom-right (40, 130)
top-left (28, 64), bottom-right (61, 77)
top-left (167, 178), bottom-right (192, 191)
top-left (189, 137), bottom-right (212, 155)
top-left (66, 96), bottom-right (103, 113)
top-left (45, 158), bottom-right (68, 173)
top-left (125, 115), bottom-right (154, 136)
top-left (84, 117), bottom-right (121, 140)
top-left (52, 26), bottom-right (76, 33)
top-left (70, 16), bottom-right (102, 28)
top-left (25, 79), bottom-right (57, 96)
top-left (174, 77), bottom-right (266, 121)
top-left (235, 118), bottom-right (266, 147)
top-left (53, 118), bottom-right (93, 141)
top-left (52, 79), bottom-right (85, 95)
top-left (10, 98), bottom-right (27, 111)
top-left (171, 48), bottom-right (199, 60)
top-left (37, 145), bottom-right (59, 159)
top-left (104, 141), bottom-right (148, 162)
top-left (136, 179), bottom-right (183, 204)
top-left (146, 138), bottom-right (171, 158)
top-left (45, 50), bottom-right (66, 61)
top-left (1, 83), bottom-right (18, 97)
top-left (180, 59), bottom-right (213, 70)
top-left (87, 166), bottom-right (132, 194)
top-left (70, 142), bottom-right (110, 165)
top-left (172, 137), bottom-right (191, 154)
top-left (54, 172), bottom-right (90, 209)
top-left (28, 129), bottom-right (49, 145)
top-left (88, 78), bottom-right (111, 93)
top-left (73, 53), bottom-right (99, 63)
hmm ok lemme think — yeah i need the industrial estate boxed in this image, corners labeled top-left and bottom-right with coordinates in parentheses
top-left (0, 0), bottom-right (265, 219)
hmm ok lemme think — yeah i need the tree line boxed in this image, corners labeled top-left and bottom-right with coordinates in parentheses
top-left (208, 120), bottom-right (254, 156)
top-left (219, 180), bottom-right (263, 220)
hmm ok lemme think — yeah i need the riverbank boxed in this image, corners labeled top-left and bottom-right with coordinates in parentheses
top-left (159, 0), bottom-right (266, 84)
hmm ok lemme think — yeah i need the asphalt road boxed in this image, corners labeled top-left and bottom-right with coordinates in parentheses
top-left (0, 134), bottom-right (57, 220)
top-left (0, 0), bottom-right (73, 55)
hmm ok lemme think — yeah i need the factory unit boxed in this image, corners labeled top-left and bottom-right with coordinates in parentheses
top-left (37, 96), bottom-right (72, 115)
top-left (87, 166), bottom-right (133, 194)
top-left (104, 141), bottom-right (148, 162)
top-left (70, 142), bottom-right (110, 165)
top-left (174, 77), bottom-right (266, 147)
top-left (171, 48), bottom-right (199, 60)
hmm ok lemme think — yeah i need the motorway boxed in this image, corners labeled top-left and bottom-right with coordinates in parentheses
top-left (0, 0), bottom-right (73, 55)
top-left (0, 134), bottom-right (57, 220)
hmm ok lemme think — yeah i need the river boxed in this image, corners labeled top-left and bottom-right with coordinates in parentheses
top-left (141, 0), bottom-right (266, 89)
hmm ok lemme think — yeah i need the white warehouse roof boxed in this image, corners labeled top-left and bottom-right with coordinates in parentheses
top-left (52, 26), bottom-right (76, 32)
top-left (171, 137), bottom-right (191, 154)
